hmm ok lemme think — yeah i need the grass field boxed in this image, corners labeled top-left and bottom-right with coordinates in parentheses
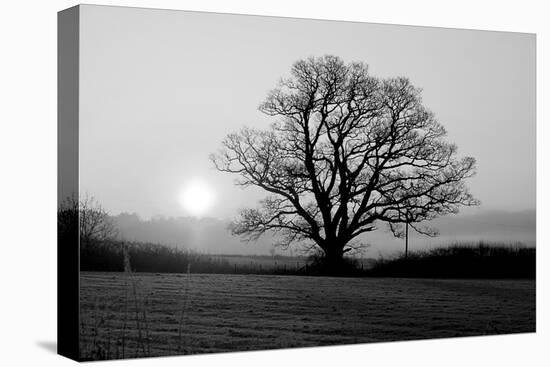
top-left (79, 272), bottom-right (535, 360)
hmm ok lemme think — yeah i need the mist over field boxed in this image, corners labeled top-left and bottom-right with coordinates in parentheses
top-left (112, 209), bottom-right (535, 256)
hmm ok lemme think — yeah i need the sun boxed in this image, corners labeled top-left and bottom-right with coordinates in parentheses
top-left (179, 179), bottom-right (216, 217)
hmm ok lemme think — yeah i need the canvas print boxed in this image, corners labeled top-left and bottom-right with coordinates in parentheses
top-left (58, 5), bottom-right (536, 361)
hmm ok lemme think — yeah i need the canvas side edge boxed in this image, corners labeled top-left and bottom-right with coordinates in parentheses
top-left (57, 5), bottom-right (80, 361)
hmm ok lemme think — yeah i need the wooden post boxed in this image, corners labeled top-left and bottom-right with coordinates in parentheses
top-left (405, 221), bottom-right (409, 258)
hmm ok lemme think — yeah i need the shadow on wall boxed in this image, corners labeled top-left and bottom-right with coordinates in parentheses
top-left (36, 341), bottom-right (57, 354)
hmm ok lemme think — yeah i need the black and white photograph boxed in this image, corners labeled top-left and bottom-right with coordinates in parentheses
top-left (4, 0), bottom-right (550, 366)
top-left (54, 4), bottom-right (539, 361)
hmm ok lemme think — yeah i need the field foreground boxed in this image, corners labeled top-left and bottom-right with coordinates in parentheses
top-left (80, 272), bottom-right (535, 360)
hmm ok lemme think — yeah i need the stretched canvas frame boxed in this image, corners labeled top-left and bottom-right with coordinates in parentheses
top-left (58, 5), bottom-right (536, 362)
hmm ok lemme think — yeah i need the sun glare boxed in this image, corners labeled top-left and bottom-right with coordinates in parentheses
top-left (179, 179), bottom-right (216, 217)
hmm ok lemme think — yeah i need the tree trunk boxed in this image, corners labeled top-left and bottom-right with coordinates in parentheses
top-left (323, 245), bottom-right (345, 275)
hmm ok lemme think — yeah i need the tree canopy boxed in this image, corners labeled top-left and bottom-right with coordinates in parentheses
top-left (212, 55), bottom-right (478, 264)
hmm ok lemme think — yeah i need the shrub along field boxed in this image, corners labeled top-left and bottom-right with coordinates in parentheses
top-left (81, 240), bottom-right (534, 278)
top-left (370, 243), bottom-right (535, 278)
top-left (79, 271), bottom-right (535, 360)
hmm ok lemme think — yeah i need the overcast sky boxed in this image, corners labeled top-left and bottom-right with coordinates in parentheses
top-left (79, 5), bottom-right (535, 223)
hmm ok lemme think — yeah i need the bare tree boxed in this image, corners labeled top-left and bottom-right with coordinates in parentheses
top-left (58, 194), bottom-right (118, 248)
top-left (211, 55), bottom-right (478, 270)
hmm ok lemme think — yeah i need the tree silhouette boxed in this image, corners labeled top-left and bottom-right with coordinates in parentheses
top-left (212, 55), bottom-right (478, 271)
top-left (58, 194), bottom-right (118, 249)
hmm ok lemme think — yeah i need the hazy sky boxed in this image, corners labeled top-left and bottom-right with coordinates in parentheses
top-left (79, 5), bottom-right (535, 221)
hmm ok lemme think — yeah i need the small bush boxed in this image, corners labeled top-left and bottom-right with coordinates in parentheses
top-left (303, 250), bottom-right (364, 277)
